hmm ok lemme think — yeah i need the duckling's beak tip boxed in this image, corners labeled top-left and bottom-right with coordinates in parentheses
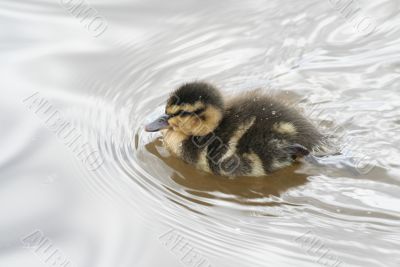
top-left (144, 115), bottom-right (170, 132)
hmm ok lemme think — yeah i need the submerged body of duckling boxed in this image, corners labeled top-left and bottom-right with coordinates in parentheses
top-left (145, 82), bottom-right (324, 176)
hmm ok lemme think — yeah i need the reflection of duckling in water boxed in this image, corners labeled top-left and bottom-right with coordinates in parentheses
top-left (145, 139), bottom-right (309, 203)
top-left (145, 82), bottom-right (324, 177)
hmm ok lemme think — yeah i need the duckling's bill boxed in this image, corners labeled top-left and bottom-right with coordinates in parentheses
top-left (145, 114), bottom-right (170, 132)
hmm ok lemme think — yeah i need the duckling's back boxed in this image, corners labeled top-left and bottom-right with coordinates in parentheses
top-left (183, 91), bottom-right (324, 176)
top-left (223, 91), bottom-right (323, 151)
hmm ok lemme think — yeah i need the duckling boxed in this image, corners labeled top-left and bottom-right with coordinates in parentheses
top-left (145, 82), bottom-right (323, 177)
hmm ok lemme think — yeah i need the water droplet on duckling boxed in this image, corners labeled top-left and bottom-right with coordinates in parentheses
top-left (271, 111), bottom-right (276, 115)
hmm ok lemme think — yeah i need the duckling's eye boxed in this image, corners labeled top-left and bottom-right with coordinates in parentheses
top-left (180, 111), bottom-right (193, 117)
top-left (179, 108), bottom-right (205, 117)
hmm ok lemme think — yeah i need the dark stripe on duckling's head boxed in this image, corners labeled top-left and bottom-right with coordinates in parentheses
top-left (169, 107), bottom-right (206, 118)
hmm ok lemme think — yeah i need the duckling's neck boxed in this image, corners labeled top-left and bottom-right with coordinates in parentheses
top-left (162, 129), bottom-right (189, 157)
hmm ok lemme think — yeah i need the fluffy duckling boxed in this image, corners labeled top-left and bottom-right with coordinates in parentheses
top-left (145, 82), bottom-right (323, 176)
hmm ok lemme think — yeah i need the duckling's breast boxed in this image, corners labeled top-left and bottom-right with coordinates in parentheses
top-left (162, 130), bottom-right (189, 157)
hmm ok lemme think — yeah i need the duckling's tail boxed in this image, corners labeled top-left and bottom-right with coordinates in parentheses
top-left (283, 144), bottom-right (310, 160)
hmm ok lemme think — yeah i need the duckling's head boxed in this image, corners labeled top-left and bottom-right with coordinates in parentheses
top-left (145, 82), bottom-right (224, 136)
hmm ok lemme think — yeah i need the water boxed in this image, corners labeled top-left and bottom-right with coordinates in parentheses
top-left (1, 0), bottom-right (400, 266)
